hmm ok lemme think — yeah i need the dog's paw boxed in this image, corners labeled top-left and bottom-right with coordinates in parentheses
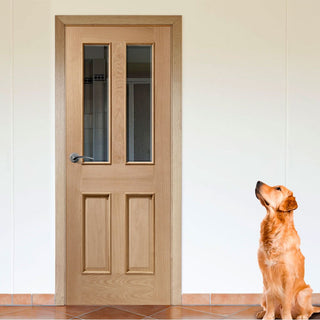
top-left (256, 310), bottom-right (266, 319)
top-left (262, 314), bottom-right (275, 320)
top-left (296, 315), bottom-right (309, 320)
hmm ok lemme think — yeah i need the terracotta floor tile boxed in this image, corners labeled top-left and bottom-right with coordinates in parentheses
top-left (0, 305), bottom-right (268, 319)
top-left (224, 306), bottom-right (262, 319)
top-left (0, 306), bottom-right (73, 319)
top-left (151, 306), bottom-right (225, 319)
top-left (81, 306), bottom-right (145, 319)
top-left (53, 305), bottom-right (104, 317)
top-left (182, 305), bottom-right (250, 316)
top-left (111, 305), bottom-right (170, 317)
top-left (0, 307), bottom-right (30, 315)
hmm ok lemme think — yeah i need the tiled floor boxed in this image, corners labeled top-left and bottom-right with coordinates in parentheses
top-left (0, 305), bottom-right (319, 319)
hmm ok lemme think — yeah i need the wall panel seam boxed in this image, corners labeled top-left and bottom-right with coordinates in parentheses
top-left (10, 0), bottom-right (15, 295)
top-left (284, 0), bottom-right (289, 185)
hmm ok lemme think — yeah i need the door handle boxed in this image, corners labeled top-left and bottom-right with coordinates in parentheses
top-left (69, 152), bottom-right (94, 163)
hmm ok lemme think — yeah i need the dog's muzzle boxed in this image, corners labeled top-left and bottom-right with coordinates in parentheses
top-left (255, 181), bottom-right (262, 199)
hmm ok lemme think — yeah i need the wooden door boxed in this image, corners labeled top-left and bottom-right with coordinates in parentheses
top-left (65, 26), bottom-right (171, 305)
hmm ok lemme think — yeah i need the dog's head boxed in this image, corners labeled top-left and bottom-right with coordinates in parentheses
top-left (255, 181), bottom-right (298, 212)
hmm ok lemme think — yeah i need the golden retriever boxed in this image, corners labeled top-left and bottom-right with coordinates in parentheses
top-left (255, 181), bottom-right (320, 320)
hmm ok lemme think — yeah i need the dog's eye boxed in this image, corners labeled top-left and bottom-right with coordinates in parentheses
top-left (276, 187), bottom-right (281, 191)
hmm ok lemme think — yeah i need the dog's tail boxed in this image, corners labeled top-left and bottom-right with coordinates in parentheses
top-left (256, 310), bottom-right (266, 319)
top-left (312, 306), bottom-right (320, 314)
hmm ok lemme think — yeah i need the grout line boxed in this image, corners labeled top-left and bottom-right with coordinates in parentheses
top-left (70, 306), bottom-right (107, 318)
top-left (181, 305), bottom-right (253, 318)
top-left (108, 305), bottom-right (162, 318)
top-left (148, 305), bottom-right (172, 317)
top-left (25, 304), bottom-right (87, 318)
top-left (221, 305), bottom-right (255, 319)
top-left (7, 305), bottom-right (32, 307)
top-left (181, 305), bottom-right (227, 317)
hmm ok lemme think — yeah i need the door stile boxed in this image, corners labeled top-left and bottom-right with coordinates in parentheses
top-left (111, 41), bottom-right (126, 166)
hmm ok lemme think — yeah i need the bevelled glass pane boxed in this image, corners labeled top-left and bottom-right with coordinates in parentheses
top-left (126, 45), bottom-right (152, 162)
top-left (83, 45), bottom-right (109, 162)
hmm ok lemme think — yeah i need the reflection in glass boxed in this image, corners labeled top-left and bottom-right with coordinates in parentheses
top-left (83, 45), bottom-right (109, 162)
top-left (126, 45), bottom-right (152, 162)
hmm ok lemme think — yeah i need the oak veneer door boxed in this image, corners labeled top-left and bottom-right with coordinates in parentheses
top-left (65, 26), bottom-right (171, 305)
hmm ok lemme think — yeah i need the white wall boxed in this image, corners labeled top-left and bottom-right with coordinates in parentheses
top-left (1, 0), bottom-right (320, 294)
top-left (0, 0), bottom-right (13, 294)
top-left (1, 0), bottom-right (55, 294)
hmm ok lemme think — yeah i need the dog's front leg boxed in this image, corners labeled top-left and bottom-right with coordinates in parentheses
top-left (281, 298), bottom-right (293, 319)
top-left (281, 287), bottom-right (294, 320)
top-left (281, 301), bottom-right (293, 319)
top-left (263, 291), bottom-right (276, 320)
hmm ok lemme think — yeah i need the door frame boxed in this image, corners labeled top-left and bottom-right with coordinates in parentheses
top-left (55, 15), bottom-right (182, 305)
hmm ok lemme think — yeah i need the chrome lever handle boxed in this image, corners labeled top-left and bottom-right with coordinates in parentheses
top-left (70, 152), bottom-right (94, 163)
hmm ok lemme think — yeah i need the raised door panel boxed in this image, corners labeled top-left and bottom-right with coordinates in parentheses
top-left (82, 194), bottom-right (111, 274)
top-left (126, 194), bottom-right (154, 274)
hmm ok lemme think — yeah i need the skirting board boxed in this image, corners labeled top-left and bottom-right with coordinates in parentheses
top-left (0, 294), bottom-right (55, 306)
top-left (1, 293), bottom-right (320, 306)
top-left (182, 293), bottom-right (320, 305)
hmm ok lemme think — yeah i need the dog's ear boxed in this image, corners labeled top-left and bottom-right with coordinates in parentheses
top-left (279, 196), bottom-right (298, 212)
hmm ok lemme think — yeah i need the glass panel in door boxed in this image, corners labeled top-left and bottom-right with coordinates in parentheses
top-left (83, 45), bottom-right (110, 162)
top-left (126, 45), bottom-right (153, 163)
